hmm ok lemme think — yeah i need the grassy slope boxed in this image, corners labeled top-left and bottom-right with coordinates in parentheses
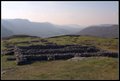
top-left (1, 36), bottom-right (45, 50)
top-left (2, 35), bottom-right (118, 51)
top-left (47, 35), bottom-right (118, 52)
top-left (1, 56), bottom-right (119, 80)
top-left (1, 35), bottom-right (119, 80)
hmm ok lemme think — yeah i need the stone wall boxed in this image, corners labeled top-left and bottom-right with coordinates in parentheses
top-left (14, 45), bottom-right (118, 65)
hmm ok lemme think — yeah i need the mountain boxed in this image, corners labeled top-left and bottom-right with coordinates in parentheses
top-left (77, 24), bottom-right (119, 38)
top-left (1, 19), bottom-right (82, 38)
top-left (55, 24), bottom-right (84, 34)
top-left (1, 25), bottom-right (14, 37)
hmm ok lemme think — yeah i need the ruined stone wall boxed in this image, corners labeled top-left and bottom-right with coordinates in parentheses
top-left (14, 45), bottom-right (118, 65)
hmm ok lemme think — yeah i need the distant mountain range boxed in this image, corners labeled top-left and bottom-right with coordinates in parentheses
top-left (1, 19), bottom-right (119, 38)
top-left (1, 19), bottom-right (83, 38)
top-left (77, 24), bottom-right (119, 38)
top-left (1, 25), bottom-right (14, 37)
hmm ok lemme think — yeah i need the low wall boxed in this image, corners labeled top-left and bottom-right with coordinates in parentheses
top-left (14, 45), bottom-right (118, 65)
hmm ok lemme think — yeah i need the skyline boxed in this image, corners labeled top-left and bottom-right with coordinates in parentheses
top-left (2, 1), bottom-right (118, 26)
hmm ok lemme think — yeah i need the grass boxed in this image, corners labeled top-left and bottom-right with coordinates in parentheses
top-left (1, 56), bottom-right (119, 80)
top-left (1, 36), bottom-right (45, 49)
top-left (47, 35), bottom-right (118, 52)
top-left (1, 35), bottom-right (119, 80)
top-left (1, 55), bottom-right (17, 70)
top-left (2, 35), bottom-right (118, 51)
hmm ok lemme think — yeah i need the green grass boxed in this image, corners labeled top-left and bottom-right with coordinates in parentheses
top-left (1, 57), bottom-right (119, 80)
top-left (1, 55), bottom-right (17, 70)
top-left (1, 36), bottom-right (45, 49)
top-left (1, 35), bottom-right (119, 80)
top-left (47, 35), bottom-right (118, 52)
top-left (2, 35), bottom-right (118, 51)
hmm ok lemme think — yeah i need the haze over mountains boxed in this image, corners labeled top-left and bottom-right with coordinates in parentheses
top-left (1, 19), bottom-right (119, 38)
top-left (77, 25), bottom-right (119, 38)
top-left (1, 25), bottom-right (14, 37)
top-left (1, 19), bottom-right (83, 38)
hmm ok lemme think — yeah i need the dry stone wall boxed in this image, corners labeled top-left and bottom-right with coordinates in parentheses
top-left (13, 45), bottom-right (118, 65)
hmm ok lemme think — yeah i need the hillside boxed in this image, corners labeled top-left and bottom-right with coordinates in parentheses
top-left (1, 19), bottom-right (82, 38)
top-left (47, 35), bottom-right (118, 52)
top-left (77, 25), bottom-right (119, 38)
top-left (2, 19), bottom-right (118, 38)
top-left (1, 25), bottom-right (14, 37)
top-left (1, 35), bottom-right (119, 80)
top-left (1, 56), bottom-right (118, 80)
top-left (1, 35), bottom-right (118, 52)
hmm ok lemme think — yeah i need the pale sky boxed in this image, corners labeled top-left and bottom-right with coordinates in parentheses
top-left (1, 1), bottom-right (118, 26)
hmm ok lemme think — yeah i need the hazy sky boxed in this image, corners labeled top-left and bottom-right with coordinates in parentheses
top-left (2, 1), bottom-right (118, 26)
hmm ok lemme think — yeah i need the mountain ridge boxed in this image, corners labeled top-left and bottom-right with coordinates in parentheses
top-left (1, 19), bottom-right (82, 38)
top-left (2, 19), bottom-right (118, 38)
top-left (77, 24), bottom-right (119, 38)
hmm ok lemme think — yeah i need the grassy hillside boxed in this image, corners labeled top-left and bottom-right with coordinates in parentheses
top-left (47, 35), bottom-right (118, 52)
top-left (1, 35), bottom-right (118, 51)
top-left (1, 35), bottom-right (119, 80)
top-left (77, 25), bottom-right (119, 38)
top-left (1, 56), bottom-right (119, 80)
top-left (1, 36), bottom-right (45, 50)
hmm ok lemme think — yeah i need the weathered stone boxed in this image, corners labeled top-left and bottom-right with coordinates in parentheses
top-left (13, 45), bottom-right (118, 65)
